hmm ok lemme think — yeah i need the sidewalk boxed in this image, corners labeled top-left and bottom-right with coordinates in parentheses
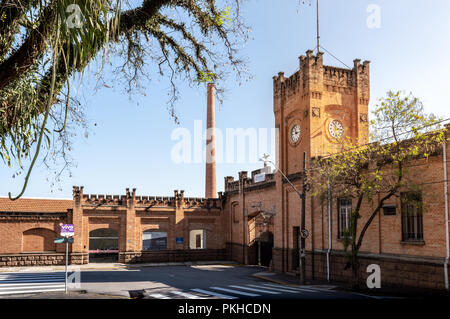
top-left (0, 260), bottom-right (239, 273)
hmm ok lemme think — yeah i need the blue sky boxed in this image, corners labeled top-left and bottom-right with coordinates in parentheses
top-left (1, 0), bottom-right (450, 199)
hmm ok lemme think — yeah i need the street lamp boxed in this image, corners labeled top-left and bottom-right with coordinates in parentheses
top-left (260, 153), bottom-right (307, 285)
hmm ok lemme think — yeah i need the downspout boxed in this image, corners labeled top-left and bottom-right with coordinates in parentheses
top-left (327, 180), bottom-right (332, 282)
top-left (443, 140), bottom-right (449, 291)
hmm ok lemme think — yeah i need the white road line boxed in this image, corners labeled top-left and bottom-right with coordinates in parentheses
top-left (0, 273), bottom-right (65, 276)
top-left (148, 293), bottom-right (171, 299)
top-left (246, 284), bottom-right (303, 293)
top-left (0, 288), bottom-right (65, 295)
top-left (0, 276), bottom-right (65, 279)
top-left (210, 287), bottom-right (260, 297)
top-left (0, 282), bottom-right (65, 287)
top-left (0, 278), bottom-right (65, 283)
top-left (0, 284), bottom-right (65, 291)
top-left (262, 283), bottom-right (319, 293)
top-left (170, 291), bottom-right (205, 299)
top-left (191, 288), bottom-right (237, 299)
top-left (228, 285), bottom-right (280, 295)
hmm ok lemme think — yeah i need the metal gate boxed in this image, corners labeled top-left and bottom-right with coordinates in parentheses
top-left (89, 228), bottom-right (119, 263)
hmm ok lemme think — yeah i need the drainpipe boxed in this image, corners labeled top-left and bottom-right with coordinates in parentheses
top-left (327, 180), bottom-right (332, 282)
top-left (443, 140), bottom-right (449, 291)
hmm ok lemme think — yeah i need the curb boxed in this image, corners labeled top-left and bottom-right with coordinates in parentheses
top-left (252, 273), bottom-right (301, 287)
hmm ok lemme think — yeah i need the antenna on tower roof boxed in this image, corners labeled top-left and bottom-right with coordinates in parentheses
top-left (316, 0), bottom-right (320, 55)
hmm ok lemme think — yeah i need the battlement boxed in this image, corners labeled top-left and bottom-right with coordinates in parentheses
top-left (273, 50), bottom-right (370, 100)
top-left (72, 186), bottom-right (222, 209)
top-left (224, 169), bottom-right (275, 193)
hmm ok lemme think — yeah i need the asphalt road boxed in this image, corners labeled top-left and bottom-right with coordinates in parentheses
top-left (0, 264), bottom-right (377, 299)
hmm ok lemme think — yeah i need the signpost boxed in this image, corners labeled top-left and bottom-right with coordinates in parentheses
top-left (58, 223), bottom-right (74, 294)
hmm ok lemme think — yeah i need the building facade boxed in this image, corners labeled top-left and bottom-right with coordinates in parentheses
top-left (223, 51), bottom-right (449, 290)
top-left (0, 188), bottom-right (226, 266)
top-left (1, 50), bottom-right (449, 291)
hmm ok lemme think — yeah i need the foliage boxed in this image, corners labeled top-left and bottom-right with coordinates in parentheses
top-left (0, 0), bottom-right (249, 198)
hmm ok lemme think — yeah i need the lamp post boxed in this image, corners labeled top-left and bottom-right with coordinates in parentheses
top-left (260, 153), bottom-right (307, 285)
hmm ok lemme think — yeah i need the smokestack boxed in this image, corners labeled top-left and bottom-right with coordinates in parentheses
top-left (205, 83), bottom-right (217, 198)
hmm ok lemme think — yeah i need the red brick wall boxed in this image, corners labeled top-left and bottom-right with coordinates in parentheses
top-left (0, 220), bottom-right (66, 254)
top-left (23, 228), bottom-right (57, 252)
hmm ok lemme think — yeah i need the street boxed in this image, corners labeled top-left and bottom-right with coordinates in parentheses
top-left (0, 264), bottom-right (379, 299)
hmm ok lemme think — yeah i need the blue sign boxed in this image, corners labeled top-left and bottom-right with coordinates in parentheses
top-left (176, 237), bottom-right (184, 244)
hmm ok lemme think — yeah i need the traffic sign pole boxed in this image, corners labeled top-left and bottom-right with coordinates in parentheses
top-left (65, 238), bottom-right (68, 294)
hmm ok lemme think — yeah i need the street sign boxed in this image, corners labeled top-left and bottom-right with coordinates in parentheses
top-left (60, 224), bottom-right (74, 237)
top-left (301, 229), bottom-right (309, 239)
top-left (54, 237), bottom-right (65, 244)
top-left (176, 237), bottom-right (184, 244)
top-left (54, 237), bottom-right (74, 244)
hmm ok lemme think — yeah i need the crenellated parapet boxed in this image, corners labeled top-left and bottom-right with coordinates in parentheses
top-left (224, 169), bottom-right (276, 193)
top-left (273, 50), bottom-right (370, 111)
top-left (72, 186), bottom-right (222, 209)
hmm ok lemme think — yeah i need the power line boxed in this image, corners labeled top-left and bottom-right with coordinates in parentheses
top-left (312, 118), bottom-right (450, 162)
top-left (319, 45), bottom-right (352, 69)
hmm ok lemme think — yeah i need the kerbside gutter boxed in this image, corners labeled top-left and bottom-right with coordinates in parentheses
top-left (443, 140), bottom-right (449, 291)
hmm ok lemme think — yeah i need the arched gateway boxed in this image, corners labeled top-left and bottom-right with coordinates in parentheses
top-left (89, 228), bottom-right (119, 263)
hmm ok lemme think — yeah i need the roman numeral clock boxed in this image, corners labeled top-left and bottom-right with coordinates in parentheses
top-left (290, 124), bottom-right (301, 144)
top-left (328, 119), bottom-right (344, 139)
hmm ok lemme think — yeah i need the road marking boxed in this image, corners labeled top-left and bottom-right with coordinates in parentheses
top-left (0, 284), bottom-right (65, 290)
top-left (191, 288), bottom-right (237, 299)
top-left (210, 287), bottom-right (260, 297)
top-left (228, 285), bottom-right (280, 294)
top-left (246, 284), bottom-right (303, 293)
top-left (0, 281), bottom-right (64, 290)
top-left (262, 283), bottom-right (319, 293)
top-left (0, 272), bottom-right (66, 296)
top-left (148, 293), bottom-right (171, 299)
top-left (0, 288), bottom-right (65, 295)
top-left (170, 291), bottom-right (205, 299)
top-left (0, 278), bottom-right (65, 283)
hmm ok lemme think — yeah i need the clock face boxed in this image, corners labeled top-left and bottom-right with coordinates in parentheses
top-left (290, 124), bottom-right (301, 143)
top-left (329, 120), bottom-right (344, 139)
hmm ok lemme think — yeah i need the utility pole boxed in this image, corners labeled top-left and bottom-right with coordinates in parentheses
top-left (299, 152), bottom-right (307, 285)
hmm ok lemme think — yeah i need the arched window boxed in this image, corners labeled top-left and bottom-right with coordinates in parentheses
top-left (142, 230), bottom-right (167, 251)
top-left (23, 228), bottom-right (56, 252)
top-left (189, 230), bottom-right (206, 249)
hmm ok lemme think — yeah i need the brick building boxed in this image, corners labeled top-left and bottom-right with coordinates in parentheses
top-left (0, 189), bottom-right (227, 266)
top-left (1, 50), bottom-right (449, 291)
top-left (223, 51), bottom-right (450, 290)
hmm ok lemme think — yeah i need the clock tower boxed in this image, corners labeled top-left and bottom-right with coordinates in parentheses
top-left (273, 50), bottom-right (370, 175)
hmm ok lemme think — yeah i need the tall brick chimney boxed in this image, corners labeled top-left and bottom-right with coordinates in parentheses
top-left (205, 83), bottom-right (217, 198)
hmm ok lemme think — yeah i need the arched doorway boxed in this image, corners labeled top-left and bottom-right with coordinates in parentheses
top-left (89, 228), bottom-right (119, 263)
top-left (257, 231), bottom-right (274, 267)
